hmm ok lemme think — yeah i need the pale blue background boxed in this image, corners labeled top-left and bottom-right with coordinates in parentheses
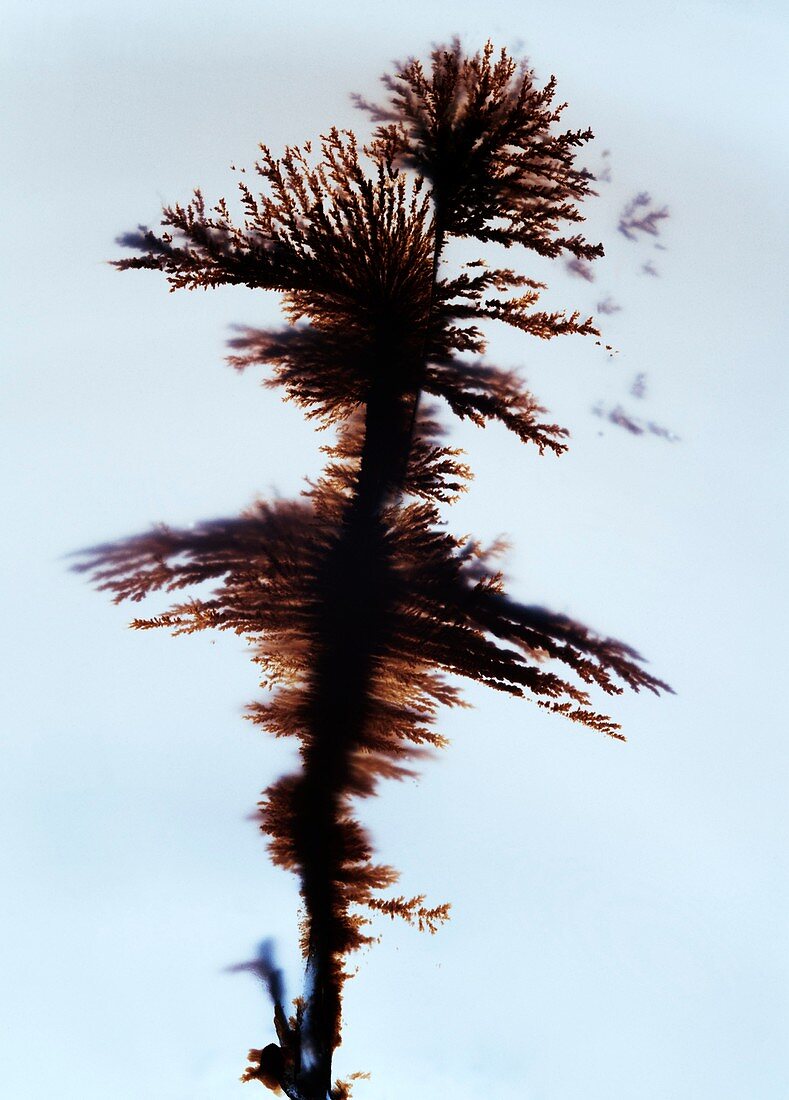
top-left (2, 1), bottom-right (787, 1097)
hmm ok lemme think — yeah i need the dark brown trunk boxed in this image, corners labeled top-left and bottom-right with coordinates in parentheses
top-left (291, 232), bottom-right (444, 1100)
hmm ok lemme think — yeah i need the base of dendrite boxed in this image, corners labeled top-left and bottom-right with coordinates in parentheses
top-left (241, 1045), bottom-right (288, 1091)
top-left (241, 1046), bottom-right (363, 1100)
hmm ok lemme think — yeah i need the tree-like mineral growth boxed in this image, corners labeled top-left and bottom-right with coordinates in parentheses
top-left (76, 41), bottom-right (669, 1100)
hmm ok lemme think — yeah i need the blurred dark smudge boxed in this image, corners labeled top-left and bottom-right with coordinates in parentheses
top-left (618, 192), bottom-right (670, 241)
top-left (592, 402), bottom-right (679, 441)
top-left (227, 938), bottom-right (286, 1011)
top-left (565, 256), bottom-right (596, 282)
top-left (630, 372), bottom-right (647, 400)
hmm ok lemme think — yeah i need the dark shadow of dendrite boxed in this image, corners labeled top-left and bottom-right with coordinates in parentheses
top-left (618, 192), bottom-right (670, 242)
top-left (565, 256), bottom-right (596, 282)
top-left (592, 401), bottom-right (680, 441)
top-left (75, 40), bottom-right (672, 1100)
top-left (630, 372), bottom-right (648, 400)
